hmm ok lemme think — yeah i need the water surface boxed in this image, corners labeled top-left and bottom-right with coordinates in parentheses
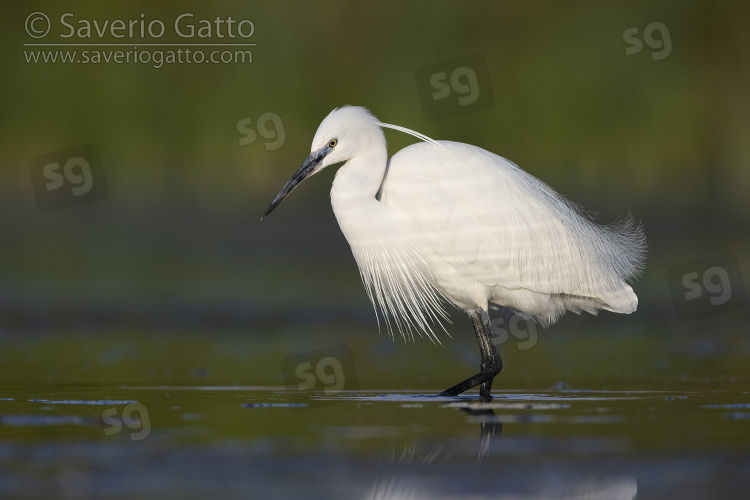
top-left (1, 327), bottom-right (749, 499)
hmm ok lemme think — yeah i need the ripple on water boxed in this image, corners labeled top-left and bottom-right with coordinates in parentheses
top-left (339, 390), bottom-right (688, 403)
top-left (28, 399), bottom-right (138, 405)
top-left (0, 414), bottom-right (98, 426)
top-left (241, 402), bottom-right (308, 408)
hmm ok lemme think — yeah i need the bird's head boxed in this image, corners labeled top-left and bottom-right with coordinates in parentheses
top-left (261, 106), bottom-right (383, 220)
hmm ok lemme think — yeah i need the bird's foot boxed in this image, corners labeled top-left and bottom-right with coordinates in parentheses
top-left (438, 371), bottom-right (497, 401)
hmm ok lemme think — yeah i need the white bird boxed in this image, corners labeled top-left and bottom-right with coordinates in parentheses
top-left (262, 106), bottom-right (646, 401)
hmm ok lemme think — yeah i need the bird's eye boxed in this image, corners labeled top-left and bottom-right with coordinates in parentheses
top-left (328, 139), bottom-right (338, 148)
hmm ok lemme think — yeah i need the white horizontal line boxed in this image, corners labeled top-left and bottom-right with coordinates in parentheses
top-left (22, 43), bottom-right (256, 47)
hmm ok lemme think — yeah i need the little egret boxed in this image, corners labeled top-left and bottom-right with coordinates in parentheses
top-left (262, 106), bottom-right (646, 401)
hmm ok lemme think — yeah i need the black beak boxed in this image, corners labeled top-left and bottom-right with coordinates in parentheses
top-left (261, 145), bottom-right (331, 220)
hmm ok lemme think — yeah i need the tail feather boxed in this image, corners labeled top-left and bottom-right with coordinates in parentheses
top-left (599, 284), bottom-right (638, 314)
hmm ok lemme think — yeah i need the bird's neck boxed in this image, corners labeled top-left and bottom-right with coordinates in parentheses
top-left (330, 147), bottom-right (390, 242)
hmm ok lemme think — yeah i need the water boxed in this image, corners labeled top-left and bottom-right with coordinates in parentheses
top-left (1, 327), bottom-right (749, 499)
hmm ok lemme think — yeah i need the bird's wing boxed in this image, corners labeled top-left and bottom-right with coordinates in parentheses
top-left (381, 141), bottom-right (643, 313)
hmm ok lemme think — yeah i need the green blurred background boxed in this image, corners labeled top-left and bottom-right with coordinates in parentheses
top-left (0, 0), bottom-right (748, 376)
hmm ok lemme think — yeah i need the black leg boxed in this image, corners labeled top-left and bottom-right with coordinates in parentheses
top-left (439, 309), bottom-right (502, 401)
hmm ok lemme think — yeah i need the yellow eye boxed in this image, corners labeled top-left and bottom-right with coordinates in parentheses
top-left (328, 139), bottom-right (338, 148)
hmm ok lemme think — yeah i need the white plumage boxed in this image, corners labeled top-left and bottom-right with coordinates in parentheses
top-left (262, 105), bottom-right (646, 399)
top-left (379, 141), bottom-right (644, 327)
